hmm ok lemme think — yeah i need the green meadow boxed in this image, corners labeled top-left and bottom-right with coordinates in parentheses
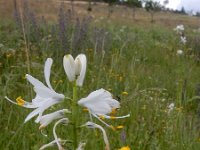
top-left (1, 1), bottom-right (200, 150)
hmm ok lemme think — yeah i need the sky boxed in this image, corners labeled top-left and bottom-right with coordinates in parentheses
top-left (154, 0), bottom-right (200, 12)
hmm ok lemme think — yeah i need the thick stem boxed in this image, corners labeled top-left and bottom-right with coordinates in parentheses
top-left (72, 82), bottom-right (78, 149)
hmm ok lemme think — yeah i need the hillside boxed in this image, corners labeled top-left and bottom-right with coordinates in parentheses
top-left (0, 0), bottom-right (200, 28)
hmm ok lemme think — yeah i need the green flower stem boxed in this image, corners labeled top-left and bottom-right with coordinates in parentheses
top-left (72, 82), bottom-right (78, 149)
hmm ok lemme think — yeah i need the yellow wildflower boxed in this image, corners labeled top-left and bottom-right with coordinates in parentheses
top-left (119, 146), bottom-right (131, 150)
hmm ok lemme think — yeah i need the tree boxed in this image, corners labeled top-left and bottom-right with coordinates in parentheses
top-left (180, 7), bottom-right (186, 14)
top-left (126, 0), bottom-right (142, 20)
top-left (103, 0), bottom-right (118, 18)
top-left (144, 0), bottom-right (162, 22)
top-left (196, 12), bottom-right (200, 17)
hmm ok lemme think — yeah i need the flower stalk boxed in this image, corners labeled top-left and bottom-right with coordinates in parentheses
top-left (72, 82), bottom-right (78, 149)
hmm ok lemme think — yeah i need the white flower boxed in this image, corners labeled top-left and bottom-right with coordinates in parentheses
top-left (63, 54), bottom-right (87, 86)
top-left (180, 36), bottom-right (187, 44)
top-left (39, 109), bottom-right (71, 129)
top-left (174, 24), bottom-right (184, 33)
top-left (53, 118), bottom-right (69, 150)
top-left (81, 121), bottom-right (110, 150)
top-left (177, 50), bottom-right (184, 56)
top-left (5, 58), bottom-right (65, 123)
top-left (78, 89), bottom-right (130, 128)
top-left (167, 103), bottom-right (175, 114)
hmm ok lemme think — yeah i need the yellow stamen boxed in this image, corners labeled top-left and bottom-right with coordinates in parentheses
top-left (16, 96), bottom-right (25, 106)
top-left (99, 115), bottom-right (105, 120)
top-left (110, 108), bottom-right (117, 115)
top-left (122, 91), bottom-right (128, 95)
top-left (116, 125), bottom-right (124, 129)
top-left (83, 108), bottom-right (89, 112)
top-left (110, 116), bottom-right (116, 119)
top-left (119, 146), bottom-right (131, 150)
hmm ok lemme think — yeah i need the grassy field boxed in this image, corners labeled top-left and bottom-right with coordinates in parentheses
top-left (1, 0), bottom-right (200, 150)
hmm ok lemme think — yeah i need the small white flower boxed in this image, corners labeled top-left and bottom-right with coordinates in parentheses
top-left (177, 50), bottom-right (184, 56)
top-left (5, 58), bottom-right (65, 123)
top-left (167, 103), bottom-right (175, 113)
top-left (39, 109), bottom-right (71, 129)
top-left (63, 54), bottom-right (87, 86)
top-left (82, 121), bottom-right (110, 150)
top-left (78, 89), bottom-right (130, 128)
top-left (174, 24), bottom-right (184, 33)
top-left (53, 118), bottom-right (69, 150)
top-left (180, 36), bottom-right (187, 44)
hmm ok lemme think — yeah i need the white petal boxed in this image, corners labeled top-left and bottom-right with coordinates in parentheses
top-left (53, 118), bottom-right (69, 150)
top-left (24, 107), bottom-right (41, 123)
top-left (78, 89), bottom-right (106, 105)
top-left (44, 58), bottom-right (53, 90)
top-left (26, 74), bottom-right (46, 89)
top-left (39, 138), bottom-right (66, 150)
top-left (34, 87), bottom-right (64, 100)
top-left (84, 122), bottom-right (110, 150)
top-left (75, 54), bottom-right (87, 87)
top-left (89, 102), bottom-right (112, 114)
top-left (63, 54), bottom-right (75, 82)
top-left (35, 99), bottom-right (62, 123)
top-left (39, 109), bottom-right (66, 127)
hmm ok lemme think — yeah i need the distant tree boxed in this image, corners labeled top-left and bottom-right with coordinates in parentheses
top-left (103, 0), bottom-right (118, 18)
top-left (126, 0), bottom-right (142, 20)
top-left (87, 0), bottom-right (92, 13)
top-left (180, 7), bottom-right (186, 14)
top-left (144, 0), bottom-right (162, 22)
top-left (196, 12), bottom-right (200, 17)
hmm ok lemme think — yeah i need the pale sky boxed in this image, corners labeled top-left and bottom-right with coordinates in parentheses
top-left (154, 0), bottom-right (200, 12)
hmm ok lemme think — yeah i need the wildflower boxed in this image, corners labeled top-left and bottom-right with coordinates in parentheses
top-left (176, 50), bottom-right (184, 56)
top-left (119, 146), bottom-right (131, 150)
top-left (174, 24), bottom-right (184, 33)
top-left (82, 121), bottom-right (110, 150)
top-left (5, 58), bottom-right (65, 123)
top-left (116, 125), bottom-right (124, 129)
top-left (63, 54), bottom-right (87, 87)
top-left (167, 103), bottom-right (175, 114)
top-left (53, 118), bottom-right (69, 150)
top-left (180, 36), bottom-right (187, 44)
top-left (122, 91), bottom-right (128, 95)
top-left (78, 89), bottom-right (130, 128)
top-left (39, 109), bottom-right (71, 129)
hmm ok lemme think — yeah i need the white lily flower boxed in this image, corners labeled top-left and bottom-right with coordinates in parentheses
top-left (53, 118), bottom-right (69, 150)
top-left (5, 58), bottom-right (65, 123)
top-left (39, 109), bottom-right (71, 129)
top-left (82, 121), bottom-right (110, 150)
top-left (78, 89), bottom-right (130, 128)
top-left (63, 54), bottom-right (87, 86)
